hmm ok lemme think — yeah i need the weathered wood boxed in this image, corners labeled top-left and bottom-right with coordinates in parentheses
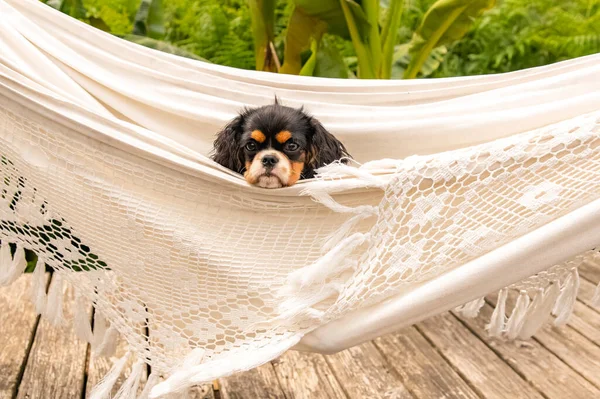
top-left (374, 326), bottom-right (479, 399)
top-left (0, 275), bottom-right (43, 399)
top-left (567, 301), bottom-right (600, 344)
top-left (418, 313), bottom-right (543, 399)
top-left (577, 278), bottom-right (600, 312)
top-left (579, 259), bottom-right (600, 284)
top-left (325, 342), bottom-right (412, 399)
top-left (456, 303), bottom-right (600, 398)
top-left (17, 275), bottom-right (90, 399)
top-left (219, 363), bottom-right (286, 399)
top-left (189, 384), bottom-right (216, 399)
top-left (273, 350), bottom-right (346, 399)
top-left (490, 291), bottom-right (600, 389)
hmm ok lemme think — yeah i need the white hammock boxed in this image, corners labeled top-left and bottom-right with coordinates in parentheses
top-left (2, 0), bottom-right (600, 397)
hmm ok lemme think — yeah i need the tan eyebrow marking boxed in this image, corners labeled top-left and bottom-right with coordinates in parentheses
top-left (251, 130), bottom-right (266, 143)
top-left (275, 130), bottom-right (292, 144)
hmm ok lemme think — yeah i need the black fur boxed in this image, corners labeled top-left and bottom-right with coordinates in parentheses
top-left (212, 101), bottom-right (349, 182)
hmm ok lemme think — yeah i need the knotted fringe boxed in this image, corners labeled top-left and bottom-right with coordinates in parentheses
top-left (552, 268), bottom-right (579, 326)
top-left (150, 335), bottom-right (301, 398)
top-left (486, 288), bottom-right (507, 337)
top-left (44, 272), bottom-right (64, 326)
top-left (505, 290), bottom-right (530, 340)
top-left (139, 373), bottom-right (160, 399)
top-left (113, 359), bottom-right (145, 399)
top-left (92, 312), bottom-right (119, 357)
top-left (287, 232), bottom-right (369, 290)
top-left (456, 297), bottom-right (485, 318)
top-left (73, 291), bottom-right (94, 343)
top-left (519, 284), bottom-right (560, 340)
top-left (31, 259), bottom-right (47, 315)
top-left (88, 352), bottom-right (130, 399)
top-left (314, 162), bottom-right (387, 188)
top-left (0, 242), bottom-right (27, 286)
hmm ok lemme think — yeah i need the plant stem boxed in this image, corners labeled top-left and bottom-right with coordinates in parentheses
top-left (339, 0), bottom-right (376, 78)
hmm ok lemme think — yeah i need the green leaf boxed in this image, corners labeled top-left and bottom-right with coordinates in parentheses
top-left (121, 34), bottom-right (209, 61)
top-left (249, 0), bottom-right (279, 72)
top-left (47, 0), bottom-right (87, 19)
top-left (404, 0), bottom-right (495, 79)
top-left (280, 6), bottom-right (327, 75)
top-left (133, 0), bottom-right (165, 40)
top-left (299, 39), bottom-right (319, 76)
top-left (339, 0), bottom-right (376, 78)
top-left (313, 36), bottom-right (350, 78)
top-left (380, 0), bottom-right (404, 78)
top-left (392, 43), bottom-right (448, 78)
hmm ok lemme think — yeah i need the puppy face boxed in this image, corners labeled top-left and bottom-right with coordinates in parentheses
top-left (212, 101), bottom-right (349, 188)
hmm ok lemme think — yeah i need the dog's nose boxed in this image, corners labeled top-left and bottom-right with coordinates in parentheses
top-left (262, 155), bottom-right (279, 167)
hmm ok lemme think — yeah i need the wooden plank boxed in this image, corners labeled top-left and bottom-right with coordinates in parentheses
top-left (17, 275), bottom-right (90, 399)
top-left (272, 350), bottom-right (346, 399)
top-left (0, 275), bottom-right (43, 399)
top-left (189, 384), bottom-right (216, 399)
top-left (489, 291), bottom-right (600, 389)
top-left (579, 259), bottom-right (600, 284)
top-left (324, 342), bottom-right (412, 399)
top-left (456, 302), bottom-right (600, 398)
top-left (374, 326), bottom-right (479, 399)
top-left (577, 278), bottom-right (600, 312)
top-left (219, 363), bottom-right (286, 399)
top-left (417, 313), bottom-right (543, 399)
top-left (568, 301), bottom-right (600, 344)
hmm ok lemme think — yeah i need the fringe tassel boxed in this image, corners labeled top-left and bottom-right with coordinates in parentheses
top-left (287, 232), bottom-right (369, 290)
top-left (553, 268), bottom-right (580, 326)
top-left (457, 297), bottom-right (485, 318)
top-left (95, 326), bottom-right (119, 357)
top-left (486, 289), bottom-right (507, 337)
top-left (88, 352), bottom-right (130, 399)
top-left (0, 243), bottom-right (27, 286)
top-left (92, 312), bottom-right (119, 357)
top-left (139, 373), bottom-right (160, 399)
top-left (31, 260), bottom-right (47, 315)
top-left (592, 282), bottom-right (600, 307)
top-left (44, 273), bottom-right (64, 326)
top-left (519, 284), bottom-right (561, 340)
top-left (73, 291), bottom-right (94, 343)
top-left (322, 212), bottom-right (376, 252)
top-left (150, 335), bottom-right (301, 398)
top-left (505, 290), bottom-right (531, 340)
top-left (113, 359), bottom-right (145, 399)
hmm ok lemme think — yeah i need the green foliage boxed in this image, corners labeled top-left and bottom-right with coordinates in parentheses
top-left (133, 0), bottom-right (166, 39)
top-left (434, 0), bottom-right (600, 77)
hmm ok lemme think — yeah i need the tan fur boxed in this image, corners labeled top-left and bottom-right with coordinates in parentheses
top-left (275, 130), bottom-right (292, 144)
top-left (251, 130), bottom-right (266, 143)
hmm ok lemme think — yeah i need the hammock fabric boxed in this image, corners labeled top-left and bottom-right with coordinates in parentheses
top-left (2, 0), bottom-right (600, 397)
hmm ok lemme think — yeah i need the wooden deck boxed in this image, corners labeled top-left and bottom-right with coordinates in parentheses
top-left (1, 262), bottom-right (600, 399)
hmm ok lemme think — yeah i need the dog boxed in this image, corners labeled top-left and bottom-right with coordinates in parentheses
top-left (212, 100), bottom-right (349, 188)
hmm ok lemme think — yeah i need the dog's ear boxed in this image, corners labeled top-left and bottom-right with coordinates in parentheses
top-left (212, 114), bottom-right (246, 174)
top-left (306, 117), bottom-right (350, 177)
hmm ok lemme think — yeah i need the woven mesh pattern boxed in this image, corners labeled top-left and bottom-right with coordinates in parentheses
top-left (2, 98), bottom-right (600, 386)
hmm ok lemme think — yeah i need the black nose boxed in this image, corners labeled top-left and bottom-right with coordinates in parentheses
top-left (262, 155), bottom-right (279, 167)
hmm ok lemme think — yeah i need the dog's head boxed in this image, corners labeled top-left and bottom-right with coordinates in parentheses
top-left (212, 101), bottom-right (349, 188)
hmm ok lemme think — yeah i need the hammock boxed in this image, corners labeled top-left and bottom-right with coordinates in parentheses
top-left (2, 0), bottom-right (600, 397)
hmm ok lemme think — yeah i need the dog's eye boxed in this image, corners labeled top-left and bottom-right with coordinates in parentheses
top-left (245, 142), bottom-right (257, 152)
top-left (285, 142), bottom-right (299, 152)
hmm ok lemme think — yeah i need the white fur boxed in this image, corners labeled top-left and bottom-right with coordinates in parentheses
top-left (246, 150), bottom-right (292, 188)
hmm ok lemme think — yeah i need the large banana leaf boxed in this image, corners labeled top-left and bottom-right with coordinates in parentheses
top-left (380, 0), bottom-right (403, 79)
top-left (404, 0), bottom-right (495, 79)
top-left (281, 0), bottom-right (370, 75)
top-left (249, 0), bottom-right (279, 72)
